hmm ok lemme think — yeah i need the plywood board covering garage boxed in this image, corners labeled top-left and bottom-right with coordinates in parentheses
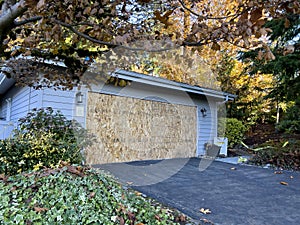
top-left (85, 92), bottom-right (197, 164)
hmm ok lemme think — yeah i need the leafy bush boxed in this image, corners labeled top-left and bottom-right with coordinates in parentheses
top-left (0, 165), bottom-right (186, 224)
top-left (219, 118), bottom-right (247, 148)
top-left (276, 101), bottom-right (300, 134)
top-left (276, 120), bottom-right (300, 134)
top-left (0, 107), bottom-right (92, 175)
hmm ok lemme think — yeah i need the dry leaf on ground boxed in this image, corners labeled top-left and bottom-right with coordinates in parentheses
top-left (200, 208), bottom-right (211, 214)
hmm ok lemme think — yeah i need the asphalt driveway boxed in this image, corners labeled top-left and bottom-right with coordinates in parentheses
top-left (95, 158), bottom-right (300, 225)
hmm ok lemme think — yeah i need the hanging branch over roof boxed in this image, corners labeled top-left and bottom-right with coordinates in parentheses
top-left (0, 0), bottom-right (299, 89)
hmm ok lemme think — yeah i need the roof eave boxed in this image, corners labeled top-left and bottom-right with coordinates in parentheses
top-left (0, 73), bottom-right (15, 95)
top-left (114, 69), bottom-right (236, 100)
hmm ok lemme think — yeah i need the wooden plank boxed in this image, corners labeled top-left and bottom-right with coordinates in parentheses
top-left (85, 93), bottom-right (197, 164)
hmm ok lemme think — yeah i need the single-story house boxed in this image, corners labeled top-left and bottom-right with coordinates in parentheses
top-left (0, 67), bottom-right (235, 164)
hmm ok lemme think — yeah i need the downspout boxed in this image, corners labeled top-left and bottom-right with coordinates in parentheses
top-left (216, 95), bottom-right (229, 137)
top-left (215, 95), bottom-right (230, 156)
top-left (0, 74), bottom-right (6, 84)
top-left (5, 98), bottom-right (11, 121)
top-left (217, 95), bottom-right (229, 105)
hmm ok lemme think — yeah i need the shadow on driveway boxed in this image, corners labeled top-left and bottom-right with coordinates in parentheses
top-left (95, 157), bottom-right (300, 225)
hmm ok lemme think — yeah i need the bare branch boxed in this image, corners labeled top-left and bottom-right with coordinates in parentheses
top-left (53, 19), bottom-right (174, 52)
top-left (178, 0), bottom-right (244, 21)
top-left (0, 0), bottom-right (26, 30)
top-left (182, 40), bottom-right (210, 47)
top-left (14, 16), bottom-right (42, 27)
top-left (53, 19), bottom-right (118, 48)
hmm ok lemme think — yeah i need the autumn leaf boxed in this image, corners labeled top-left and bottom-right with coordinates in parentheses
top-left (155, 214), bottom-right (161, 221)
top-left (175, 214), bottom-right (186, 222)
top-left (83, 7), bottom-right (91, 15)
top-left (211, 42), bottom-right (221, 51)
top-left (0, 173), bottom-right (6, 180)
top-left (200, 208), bottom-right (211, 214)
top-left (24, 50), bottom-right (32, 56)
top-left (274, 171), bottom-right (283, 174)
top-left (250, 8), bottom-right (262, 23)
top-left (34, 207), bottom-right (49, 213)
top-left (154, 10), bottom-right (173, 27)
top-left (88, 192), bottom-right (96, 199)
top-left (36, 0), bottom-right (45, 10)
top-left (283, 45), bottom-right (295, 56)
top-left (127, 211), bottom-right (136, 221)
top-left (135, 191), bottom-right (142, 196)
top-left (284, 18), bottom-right (291, 28)
top-left (257, 50), bottom-right (263, 60)
top-left (66, 165), bottom-right (85, 177)
top-left (119, 216), bottom-right (125, 225)
top-left (280, 181), bottom-right (288, 186)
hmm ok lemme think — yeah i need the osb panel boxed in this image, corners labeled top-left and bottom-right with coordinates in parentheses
top-left (85, 92), bottom-right (197, 164)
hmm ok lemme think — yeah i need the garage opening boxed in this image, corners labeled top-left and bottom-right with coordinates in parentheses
top-left (86, 92), bottom-right (197, 164)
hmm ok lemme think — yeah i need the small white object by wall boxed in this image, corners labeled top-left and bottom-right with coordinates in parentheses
top-left (214, 137), bottom-right (228, 157)
top-left (75, 106), bottom-right (85, 117)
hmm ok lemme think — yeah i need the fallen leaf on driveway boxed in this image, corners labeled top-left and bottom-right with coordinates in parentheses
top-left (175, 214), bottom-right (186, 222)
top-left (135, 191), bottom-right (142, 196)
top-left (200, 218), bottom-right (214, 224)
top-left (280, 181), bottom-right (288, 185)
top-left (200, 208), bottom-right (211, 214)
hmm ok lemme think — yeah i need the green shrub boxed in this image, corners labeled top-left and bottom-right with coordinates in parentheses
top-left (276, 101), bottom-right (300, 134)
top-left (0, 107), bottom-right (92, 175)
top-left (276, 120), bottom-right (300, 134)
top-left (219, 118), bottom-right (247, 148)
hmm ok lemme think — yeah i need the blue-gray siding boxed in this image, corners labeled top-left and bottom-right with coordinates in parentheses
top-left (1, 82), bottom-right (219, 156)
top-left (0, 86), bottom-right (83, 139)
top-left (1, 87), bottom-right (41, 123)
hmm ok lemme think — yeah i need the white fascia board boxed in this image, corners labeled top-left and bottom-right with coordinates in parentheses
top-left (0, 72), bottom-right (15, 95)
top-left (15, 55), bottom-right (67, 68)
top-left (114, 69), bottom-right (236, 100)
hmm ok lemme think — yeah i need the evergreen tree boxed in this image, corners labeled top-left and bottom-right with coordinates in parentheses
top-left (241, 13), bottom-right (300, 132)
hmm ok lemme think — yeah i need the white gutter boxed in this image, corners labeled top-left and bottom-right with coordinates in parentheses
top-left (114, 69), bottom-right (236, 100)
top-left (217, 95), bottom-right (230, 105)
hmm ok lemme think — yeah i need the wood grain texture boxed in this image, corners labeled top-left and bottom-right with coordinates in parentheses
top-left (85, 92), bottom-right (197, 164)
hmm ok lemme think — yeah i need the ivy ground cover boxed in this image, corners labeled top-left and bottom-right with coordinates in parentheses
top-left (0, 164), bottom-right (191, 225)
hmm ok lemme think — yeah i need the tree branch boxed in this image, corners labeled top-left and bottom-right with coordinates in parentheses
top-left (182, 40), bottom-right (210, 47)
top-left (53, 19), bottom-right (175, 52)
top-left (14, 16), bottom-right (42, 27)
top-left (53, 19), bottom-right (118, 48)
top-left (0, 0), bottom-right (26, 30)
top-left (177, 0), bottom-right (245, 21)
